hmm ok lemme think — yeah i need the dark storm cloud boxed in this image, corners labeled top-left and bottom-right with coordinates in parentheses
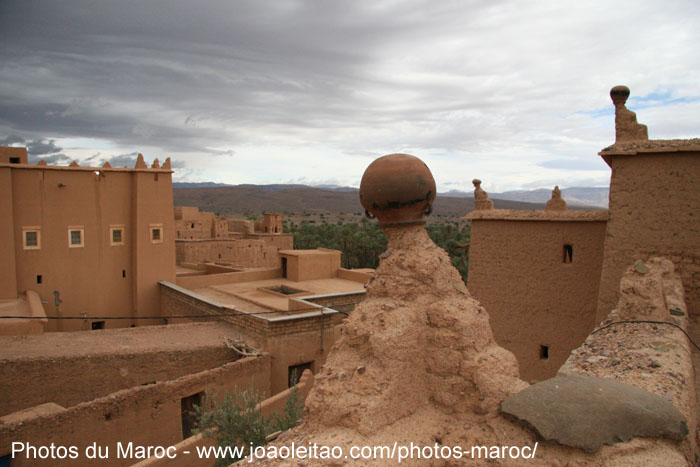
top-left (0, 0), bottom-right (502, 153)
top-left (100, 153), bottom-right (140, 168)
top-left (0, 134), bottom-right (70, 163)
top-left (1, 0), bottom-right (699, 189)
top-left (0, 135), bottom-right (25, 146)
top-left (31, 153), bottom-right (71, 165)
top-left (26, 138), bottom-right (62, 157)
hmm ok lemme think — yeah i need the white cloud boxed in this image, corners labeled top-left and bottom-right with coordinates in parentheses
top-left (1, 0), bottom-right (699, 190)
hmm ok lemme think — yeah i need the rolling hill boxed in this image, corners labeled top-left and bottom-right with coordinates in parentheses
top-left (173, 184), bottom-right (554, 217)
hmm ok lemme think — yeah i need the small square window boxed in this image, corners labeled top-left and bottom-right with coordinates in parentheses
top-left (91, 321), bottom-right (105, 330)
top-left (10, 157), bottom-right (20, 164)
top-left (68, 228), bottom-right (85, 248)
top-left (150, 224), bottom-right (163, 243)
top-left (110, 226), bottom-right (125, 246)
top-left (23, 228), bottom-right (41, 250)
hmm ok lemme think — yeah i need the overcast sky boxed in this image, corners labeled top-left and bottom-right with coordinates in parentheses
top-left (1, 1), bottom-right (699, 192)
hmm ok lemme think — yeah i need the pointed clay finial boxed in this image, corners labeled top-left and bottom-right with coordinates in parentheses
top-left (102, 161), bottom-right (112, 168)
top-left (37, 159), bottom-right (47, 166)
top-left (151, 158), bottom-right (160, 168)
top-left (546, 185), bottom-right (567, 211)
top-left (610, 85), bottom-right (648, 143)
top-left (162, 157), bottom-right (171, 170)
top-left (69, 160), bottom-right (79, 167)
top-left (135, 153), bottom-right (147, 168)
top-left (473, 179), bottom-right (494, 210)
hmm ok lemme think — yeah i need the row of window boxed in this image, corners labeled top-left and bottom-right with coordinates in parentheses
top-left (22, 225), bottom-right (163, 250)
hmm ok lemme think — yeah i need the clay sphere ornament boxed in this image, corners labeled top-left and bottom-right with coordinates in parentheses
top-left (359, 153), bottom-right (436, 227)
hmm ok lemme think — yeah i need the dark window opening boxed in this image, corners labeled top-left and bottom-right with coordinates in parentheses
top-left (563, 244), bottom-right (573, 263)
top-left (181, 392), bottom-right (204, 439)
top-left (9, 157), bottom-right (20, 164)
top-left (288, 362), bottom-right (313, 387)
top-left (540, 345), bottom-right (549, 360)
top-left (122, 269), bottom-right (126, 278)
top-left (92, 321), bottom-right (105, 330)
top-left (36, 275), bottom-right (42, 284)
top-left (281, 257), bottom-right (287, 278)
top-left (191, 223), bottom-right (194, 228)
top-left (25, 230), bottom-right (38, 247)
top-left (112, 229), bottom-right (123, 244)
top-left (70, 229), bottom-right (83, 246)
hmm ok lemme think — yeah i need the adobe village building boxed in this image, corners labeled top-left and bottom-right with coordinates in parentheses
top-left (1, 86), bottom-right (699, 465)
top-left (0, 151), bottom-right (371, 465)
top-left (466, 86), bottom-right (700, 385)
top-left (174, 207), bottom-right (293, 268)
top-left (0, 149), bottom-right (176, 333)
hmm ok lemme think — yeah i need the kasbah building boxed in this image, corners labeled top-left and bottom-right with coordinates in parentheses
top-left (0, 85), bottom-right (698, 465)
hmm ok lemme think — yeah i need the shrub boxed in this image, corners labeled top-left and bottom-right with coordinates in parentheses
top-left (194, 376), bottom-right (304, 466)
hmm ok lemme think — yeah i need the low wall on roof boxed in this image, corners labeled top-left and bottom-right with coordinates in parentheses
top-left (175, 267), bottom-right (281, 289)
top-left (556, 257), bottom-right (697, 463)
top-left (132, 369), bottom-right (315, 467)
top-left (0, 354), bottom-right (270, 467)
top-left (0, 322), bottom-right (242, 417)
top-left (160, 281), bottom-right (347, 393)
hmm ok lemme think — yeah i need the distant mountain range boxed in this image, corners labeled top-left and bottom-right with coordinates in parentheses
top-left (174, 183), bottom-right (610, 209)
top-left (173, 184), bottom-right (610, 217)
top-left (440, 187), bottom-right (610, 208)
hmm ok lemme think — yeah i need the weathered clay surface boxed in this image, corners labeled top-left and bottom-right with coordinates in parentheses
top-left (601, 138), bottom-right (700, 155)
top-left (472, 178), bottom-right (494, 210)
top-left (501, 374), bottom-right (688, 453)
top-left (561, 258), bottom-right (698, 463)
top-left (261, 248), bottom-right (695, 465)
top-left (303, 225), bottom-right (526, 433)
top-left (616, 257), bottom-right (681, 321)
top-left (611, 85), bottom-right (648, 143)
top-left (545, 185), bottom-right (567, 211)
top-left (465, 208), bottom-right (607, 221)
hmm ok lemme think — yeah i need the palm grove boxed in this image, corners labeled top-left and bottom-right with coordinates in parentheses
top-left (285, 218), bottom-right (470, 283)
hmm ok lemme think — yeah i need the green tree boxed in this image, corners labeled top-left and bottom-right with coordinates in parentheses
top-left (286, 219), bottom-right (470, 282)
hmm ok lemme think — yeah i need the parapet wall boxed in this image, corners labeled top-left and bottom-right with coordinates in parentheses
top-left (175, 238), bottom-right (284, 268)
top-left (175, 267), bottom-right (281, 290)
top-left (132, 369), bottom-right (315, 467)
top-left (0, 323), bottom-right (243, 417)
top-left (560, 257), bottom-right (697, 462)
top-left (0, 354), bottom-right (270, 467)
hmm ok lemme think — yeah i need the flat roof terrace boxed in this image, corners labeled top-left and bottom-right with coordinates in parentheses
top-left (0, 321), bottom-right (237, 360)
top-left (193, 277), bottom-right (367, 315)
top-left (0, 322), bottom-right (249, 417)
